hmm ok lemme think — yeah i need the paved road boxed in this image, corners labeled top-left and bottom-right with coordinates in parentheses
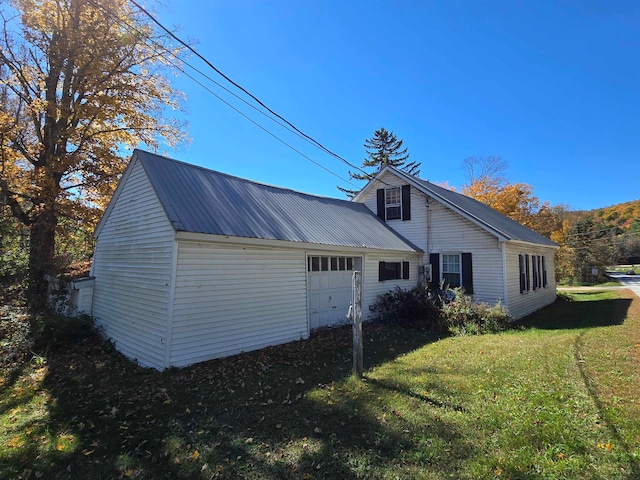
top-left (607, 272), bottom-right (640, 298)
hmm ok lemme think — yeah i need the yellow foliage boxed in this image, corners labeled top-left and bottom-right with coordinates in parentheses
top-left (0, 0), bottom-right (188, 279)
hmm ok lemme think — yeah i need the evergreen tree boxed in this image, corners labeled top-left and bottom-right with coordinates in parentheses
top-left (339, 127), bottom-right (420, 198)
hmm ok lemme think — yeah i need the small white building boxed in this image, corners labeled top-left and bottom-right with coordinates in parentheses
top-left (90, 150), bottom-right (557, 369)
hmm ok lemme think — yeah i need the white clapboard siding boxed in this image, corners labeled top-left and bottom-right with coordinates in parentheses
top-left (505, 243), bottom-right (557, 319)
top-left (428, 200), bottom-right (505, 305)
top-left (359, 171), bottom-right (429, 252)
top-left (362, 253), bottom-right (421, 320)
top-left (91, 160), bottom-right (175, 369)
top-left (170, 242), bottom-right (308, 367)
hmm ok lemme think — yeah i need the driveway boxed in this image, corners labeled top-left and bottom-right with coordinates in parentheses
top-left (607, 272), bottom-right (640, 298)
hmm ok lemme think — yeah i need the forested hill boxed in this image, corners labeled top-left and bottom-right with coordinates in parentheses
top-left (567, 199), bottom-right (640, 232)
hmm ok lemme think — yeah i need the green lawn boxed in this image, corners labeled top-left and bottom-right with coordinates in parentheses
top-left (1, 290), bottom-right (639, 479)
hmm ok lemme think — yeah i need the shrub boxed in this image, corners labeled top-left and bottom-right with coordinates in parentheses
top-left (33, 312), bottom-right (96, 353)
top-left (369, 286), bottom-right (446, 332)
top-left (440, 288), bottom-right (511, 335)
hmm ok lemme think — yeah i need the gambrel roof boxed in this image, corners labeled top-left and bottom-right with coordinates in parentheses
top-left (357, 166), bottom-right (558, 247)
top-left (97, 150), bottom-right (421, 253)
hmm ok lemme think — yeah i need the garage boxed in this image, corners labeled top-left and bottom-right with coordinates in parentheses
top-left (307, 255), bottom-right (361, 329)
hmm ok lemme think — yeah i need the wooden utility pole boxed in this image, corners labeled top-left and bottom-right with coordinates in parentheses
top-left (351, 270), bottom-right (363, 377)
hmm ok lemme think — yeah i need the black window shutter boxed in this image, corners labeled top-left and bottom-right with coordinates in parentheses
top-left (537, 256), bottom-right (542, 288)
top-left (402, 261), bottom-right (410, 280)
top-left (376, 189), bottom-right (385, 221)
top-left (462, 253), bottom-right (474, 294)
top-left (525, 254), bottom-right (530, 291)
top-left (542, 256), bottom-right (548, 287)
top-left (519, 255), bottom-right (525, 293)
top-left (402, 185), bottom-right (411, 221)
top-left (429, 253), bottom-right (440, 288)
top-left (532, 255), bottom-right (537, 291)
top-left (378, 261), bottom-right (386, 281)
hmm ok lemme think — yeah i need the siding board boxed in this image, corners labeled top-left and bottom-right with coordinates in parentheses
top-left (170, 242), bottom-right (309, 367)
top-left (91, 160), bottom-right (175, 369)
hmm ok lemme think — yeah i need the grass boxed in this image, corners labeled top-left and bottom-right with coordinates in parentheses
top-left (1, 289), bottom-right (639, 479)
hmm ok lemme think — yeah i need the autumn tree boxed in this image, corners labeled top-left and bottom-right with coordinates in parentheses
top-left (339, 127), bottom-right (420, 198)
top-left (460, 156), bottom-right (562, 236)
top-left (0, 0), bottom-right (186, 310)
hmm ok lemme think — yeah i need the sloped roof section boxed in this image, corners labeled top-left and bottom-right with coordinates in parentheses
top-left (386, 166), bottom-right (558, 247)
top-left (134, 150), bottom-right (420, 252)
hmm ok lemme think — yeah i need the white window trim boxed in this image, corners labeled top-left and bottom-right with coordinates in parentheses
top-left (441, 253), bottom-right (462, 288)
top-left (385, 187), bottom-right (402, 220)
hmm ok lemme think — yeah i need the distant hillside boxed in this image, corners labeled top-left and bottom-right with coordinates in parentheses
top-left (568, 199), bottom-right (640, 231)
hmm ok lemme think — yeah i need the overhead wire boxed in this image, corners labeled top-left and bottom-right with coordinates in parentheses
top-left (127, 0), bottom-right (373, 181)
top-left (84, 0), bottom-right (364, 188)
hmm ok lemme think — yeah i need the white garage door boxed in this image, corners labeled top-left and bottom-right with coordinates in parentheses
top-left (308, 255), bottom-right (356, 330)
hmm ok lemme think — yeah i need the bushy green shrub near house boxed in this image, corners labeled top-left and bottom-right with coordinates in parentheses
top-left (440, 288), bottom-right (511, 335)
top-left (370, 285), bottom-right (511, 335)
top-left (369, 286), bottom-right (445, 332)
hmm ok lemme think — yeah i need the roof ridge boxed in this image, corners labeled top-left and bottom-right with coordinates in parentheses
top-left (134, 148), bottom-right (354, 205)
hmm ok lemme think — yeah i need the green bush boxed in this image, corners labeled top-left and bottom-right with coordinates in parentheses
top-left (440, 288), bottom-right (511, 335)
top-left (371, 286), bottom-right (511, 336)
top-left (369, 285), bottom-right (446, 332)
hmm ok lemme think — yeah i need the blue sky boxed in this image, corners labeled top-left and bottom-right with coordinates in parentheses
top-left (155, 0), bottom-right (639, 211)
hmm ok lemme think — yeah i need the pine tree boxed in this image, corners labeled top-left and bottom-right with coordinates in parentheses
top-left (338, 127), bottom-right (420, 198)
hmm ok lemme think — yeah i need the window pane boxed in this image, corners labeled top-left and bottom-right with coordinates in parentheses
top-left (384, 262), bottom-right (401, 280)
top-left (330, 257), bottom-right (338, 270)
top-left (385, 187), bottom-right (401, 204)
top-left (386, 206), bottom-right (401, 220)
top-left (339, 257), bottom-right (346, 270)
top-left (443, 272), bottom-right (461, 288)
top-left (321, 257), bottom-right (328, 271)
top-left (311, 257), bottom-right (320, 271)
top-left (442, 254), bottom-right (460, 274)
top-left (347, 257), bottom-right (353, 270)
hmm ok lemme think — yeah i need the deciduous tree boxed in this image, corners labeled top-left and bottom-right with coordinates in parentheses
top-left (0, 0), bottom-right (186, 310)
top-left (460, 156), bottom-right (562, 236)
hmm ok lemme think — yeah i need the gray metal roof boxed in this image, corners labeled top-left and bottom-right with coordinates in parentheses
top-left (134, 150), bottom-right (421, 252)
top-left (385, 166), bottom-right (558, 247)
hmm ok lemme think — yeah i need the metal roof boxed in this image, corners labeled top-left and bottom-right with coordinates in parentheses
top-left (378, 166), bottom-right (558, 247)
top-left (134, 150), bottom-right (421, 252)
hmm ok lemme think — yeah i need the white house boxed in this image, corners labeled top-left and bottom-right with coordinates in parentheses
top-left (90, 150), bottom-right (557, 369)
top-left (354, 166), bottom-right (558, 320)
top-left (90, 150), bottom-right (421, 369)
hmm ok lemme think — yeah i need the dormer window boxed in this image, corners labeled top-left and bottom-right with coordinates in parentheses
top-left (385, 187), bottom-right (402, 220)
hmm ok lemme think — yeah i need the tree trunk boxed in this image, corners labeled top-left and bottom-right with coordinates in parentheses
top-left (26, 171), bottom-right (58, 313)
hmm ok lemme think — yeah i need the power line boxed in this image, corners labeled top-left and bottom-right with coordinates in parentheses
top-left (127, 0), bottom-right (369, 179)
top-left (84, 0), bottom-right (359, 188)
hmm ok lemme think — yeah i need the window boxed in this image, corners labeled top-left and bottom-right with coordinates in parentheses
top-left (385, 187), bottom-right (402, 220)
top-left (376, 185), bottom-right (411, 221)
top-left (429, 252), bottom-right (473, 294)
top-left (519, 253), bottom-right (547, 293)
top-left (378, 261), bottom-right (410, 281)
top-left (442, 254), bottom-right (461, 288)
top-left (308, 256), bottom-right (355, 272)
